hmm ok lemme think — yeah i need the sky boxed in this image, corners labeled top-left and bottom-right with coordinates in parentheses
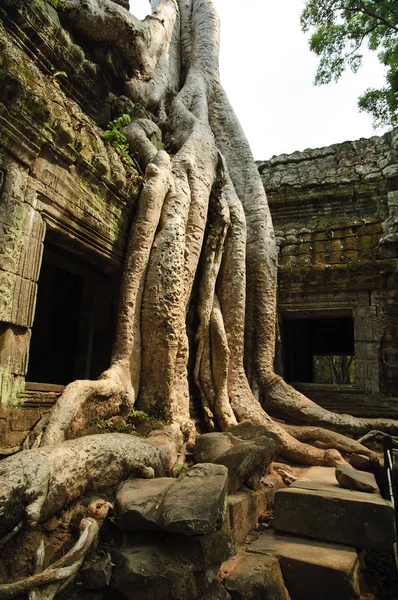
top-left (130, 0), bottom-right (388, 160)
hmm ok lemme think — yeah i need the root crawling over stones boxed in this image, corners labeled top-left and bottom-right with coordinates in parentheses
top-left (0, 500), bottom-right (111, 600)
top-left (0, 431), bottom-right (179, 535)
top-left (1, 0), bottom-right (396, 553)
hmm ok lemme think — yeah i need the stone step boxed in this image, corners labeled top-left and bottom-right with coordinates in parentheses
top-left (109, 532), bottom-right (234, 600)
top-left (241, 529), bottom-right (360, 600)
top-left (274, 466), bottom-right (395, 550)
top-left (223, 551), bottom-right (291, 600)
top-left (224, 475), bottom-right (280, 543)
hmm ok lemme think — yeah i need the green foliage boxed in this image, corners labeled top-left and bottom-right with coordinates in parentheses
top-left (90, 407), bottom-right (162, 435)
top-left (50, 70), bottom-right (67, 80)
top-left (311, 212), bottom-right (323, 225)
top-left (301, 0), bottom-right (398, 127)
top-left (313, 355), bottom-right (355, 384)
top-left (94, 417), bottom-right (130, 433)
top-left (39, 0), bottom-right (70, 9)
top-left (102, 114), bottom-right (134, 165)
top-left (129, 408), bottom-right (160, 426)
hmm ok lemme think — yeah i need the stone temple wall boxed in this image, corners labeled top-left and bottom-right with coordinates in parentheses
top-left (0, 0), bottom-right (141, 449)
top-left (258, 134), bottom-right (398, 417)
top-left (1, 0), bottom-right (397, 450)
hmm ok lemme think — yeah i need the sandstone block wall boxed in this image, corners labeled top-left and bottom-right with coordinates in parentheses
top-left (258, 134), bottom-right (398, 416)
top-left (0, 0), bottom-right (141, 448)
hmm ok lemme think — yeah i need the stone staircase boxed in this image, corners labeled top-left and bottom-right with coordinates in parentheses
top-left (78, 463), bottom-right (395, 600)
top-left (222, 465), bottom-right (395, 600)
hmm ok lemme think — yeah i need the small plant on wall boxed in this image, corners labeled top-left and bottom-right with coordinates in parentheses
top-left (102, 114), bottom-right (134, 166)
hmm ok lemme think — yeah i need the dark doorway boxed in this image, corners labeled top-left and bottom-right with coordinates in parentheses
top-left (27, 245), bottom-right (118, 386)
top-left (27, 258), bottom-right (83, 385)
top-left (282, 317), bottom-right (355, 384)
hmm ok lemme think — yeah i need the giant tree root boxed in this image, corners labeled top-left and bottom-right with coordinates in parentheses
top-left (280, 424), bottom-right (378, 457)
top-left (15, 0), bottom-right (396, 476)
top-left (0, 500), bottom-right (111, 600)
top-left (0, 430), bottom-right (180, 536)
top-left (263, 376), bottom-right (398, 436)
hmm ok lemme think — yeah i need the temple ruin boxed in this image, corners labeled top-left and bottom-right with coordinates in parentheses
top-left (0, 1), bottom-right (397, 599)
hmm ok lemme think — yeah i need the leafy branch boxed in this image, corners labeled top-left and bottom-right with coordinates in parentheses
top-left (301, 0), bottom-right (398, 127)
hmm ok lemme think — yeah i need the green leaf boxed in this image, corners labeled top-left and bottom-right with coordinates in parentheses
top-left (301, 0), bottom-right (398, 127)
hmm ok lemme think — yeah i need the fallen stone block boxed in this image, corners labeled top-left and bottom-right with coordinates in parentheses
top-left (349, 453), bottom-right (379, 473)
top-left (116, 477), bottom-right (174, 532)
top-left (274, 485), bottom-right (395, 550)
top-left (160, 463), bottom-right (228, 535)
top-left (248, 530), bottom-right (360, 600)
top-left (197, 579), bottom-right (231, 600)
top-left (224, 552), bottom-right (290, 600)
top-left (228, 420), bottom-right (283, 453)
top-left (335, 465), bottom-right (379, 493)
top-left (216, 440), bottom-right (276, 494)
top-left (110, 544), bottom-right (198, 600)
top-left (193, 432), bottom-right (237, 463)
top-left (116, 463), bottom-right (228, 535)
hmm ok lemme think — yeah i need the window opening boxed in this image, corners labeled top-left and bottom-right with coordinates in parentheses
top-left (282, 317), bottom-right (355, 384)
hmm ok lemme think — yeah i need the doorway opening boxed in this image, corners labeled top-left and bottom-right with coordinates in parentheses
top-left (26, 244), bottom-right (119, 387)
top-left (282, 317), bottom-right (355, 385)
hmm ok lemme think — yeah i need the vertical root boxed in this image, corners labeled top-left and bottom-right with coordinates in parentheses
top-left (194, 158), bottom-right (237, 429)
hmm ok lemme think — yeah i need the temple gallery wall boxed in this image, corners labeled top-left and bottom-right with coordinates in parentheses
top-left (0, 0), bottom-right (397, 450)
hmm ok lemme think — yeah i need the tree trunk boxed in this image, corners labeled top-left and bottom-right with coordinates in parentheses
top-left (2, 0), bottom-right (398, 542)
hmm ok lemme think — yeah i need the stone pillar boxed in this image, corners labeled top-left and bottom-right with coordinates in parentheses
top-left (0, 157), bottom-right (45, 406)
top-left (353, 306), bottom-right (380, 394)
top-left (371, 291), bottom-right (398, 396)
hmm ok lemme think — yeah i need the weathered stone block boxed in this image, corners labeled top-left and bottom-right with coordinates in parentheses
top-left (117, 464), bottom-right (228, 536)
top-left (357, 223), bottom-right (382, 236)
top-left (1, 430), bottom-right (28, 447)
top-left (357, 234), bottom-right (377, 250)
top-left (110, 531), bottom-right (234, 600)
top-left (0, 325), bottom-right (30, 376)
top-left (295, 254), bottom-right (312, 267)
top-left (216, 439), bottom-right (276, 494)
top-left (160, 464), bottom-right (228, 535)
top-left (330, 239), bottom-right (344, 252)
top-left (281, 244), bottom-right (297, 257)
top-left (2, 161), bottom-right (29, 199)
top-left (110, 544), bottom-right (199, 600)
top-left (229, 421), bottom-right (283, 451)
top-left (248, 530), bottom-right (360, 600)
top-left (10, 408), bottom-right (41, 432)
top-left (346, 250), bottom-right (359, 263)
top-left (224, 552), bottom-right (290, 600)
top-left (274, 484), bottom-right (395, 550)
top-left (387, 190), bottom-right (398, 206)
top-left (227, 489), bottom-right (267, 543)
top-left (116, 477), bottom-right (175, 532)
top-left (0, 370), bottom-right (25, 408)
top-left (335, 465), bottom-right (379, 493)
top-left (328, 251), bottom-right (345, 264)
top-left (314, 240), bottom-right (328, 253)
top-left (193, 432), bottom-right (235, 463)
top-left (81, 554), bottom-right (112, 589)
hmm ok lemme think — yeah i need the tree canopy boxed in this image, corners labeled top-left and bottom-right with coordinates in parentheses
top-left (301, 0), bottom-right (398, 128)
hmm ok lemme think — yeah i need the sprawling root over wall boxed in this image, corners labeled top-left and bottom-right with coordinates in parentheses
top-left (24, 0), bottom-right (398, 462)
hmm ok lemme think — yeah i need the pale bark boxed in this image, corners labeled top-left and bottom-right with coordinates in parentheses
top-left (0, 430), bottom-right (179, 534)
top-left (0, 500), bottom-right (112, 600)
top-left (8, 0), bottom-right (398, 539)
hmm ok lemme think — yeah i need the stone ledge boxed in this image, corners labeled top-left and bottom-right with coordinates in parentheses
top-left (274, 467), bottom-right (395, 550)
